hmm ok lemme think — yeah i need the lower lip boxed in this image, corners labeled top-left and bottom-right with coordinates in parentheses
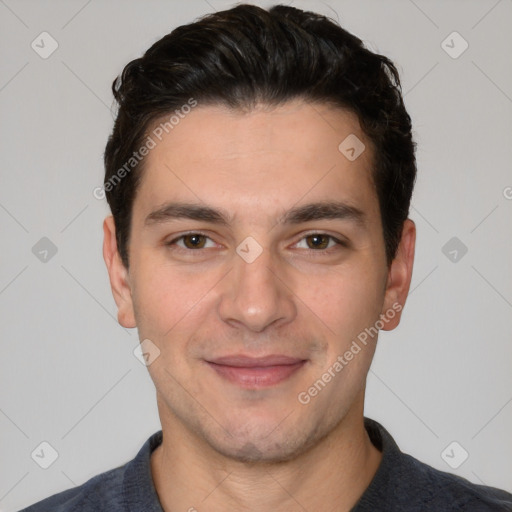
top-left (207, 361), bottom-right (306, 388)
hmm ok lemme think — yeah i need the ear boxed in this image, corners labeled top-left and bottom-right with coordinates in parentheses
top-left (102, 216), bottom-right (136, 329)
top-left (380, 219), bottom-right (416, 331)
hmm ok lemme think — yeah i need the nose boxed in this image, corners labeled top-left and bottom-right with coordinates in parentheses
top-left (217, 244), bottom-right (297, 333)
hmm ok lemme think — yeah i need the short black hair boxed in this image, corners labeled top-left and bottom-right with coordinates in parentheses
top-left (103, 3), bottom-right (417, 269)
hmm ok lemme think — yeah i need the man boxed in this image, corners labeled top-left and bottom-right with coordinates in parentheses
top-left (21, 3), bottom-right (512, 511)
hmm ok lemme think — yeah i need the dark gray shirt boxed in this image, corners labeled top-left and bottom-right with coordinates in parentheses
top-left (20, 418), bottom-right (512, 511)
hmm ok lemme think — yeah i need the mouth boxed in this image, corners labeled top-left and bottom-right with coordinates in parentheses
top-left (205, 355), bottom-right (307, 389)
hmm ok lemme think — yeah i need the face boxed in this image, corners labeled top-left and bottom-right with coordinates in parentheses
top-left (104, 99), bottom-right (415, 462)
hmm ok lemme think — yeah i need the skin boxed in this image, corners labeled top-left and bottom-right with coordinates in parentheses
top-left (103, 99), bottom-right (416, 511)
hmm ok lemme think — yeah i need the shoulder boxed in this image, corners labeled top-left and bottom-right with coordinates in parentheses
top-left (397, 451), bottom-right (512, 510)
top-left (19, 430), bottom-right (163, 512)
top-left (357, 418), bottom-right (512, 511)
top-left (19, 464), bottom-right (127, 511)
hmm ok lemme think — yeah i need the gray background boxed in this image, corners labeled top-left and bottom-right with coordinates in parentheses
top-left (1, 0), bottom-right (511, 510)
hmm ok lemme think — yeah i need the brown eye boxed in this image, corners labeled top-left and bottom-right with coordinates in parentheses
top-left (166, 233), bottom-right (217, 252)
top-left (182, 234), bottom-right (208, 249)
top-left (305, 234), bottom-right (331, 249)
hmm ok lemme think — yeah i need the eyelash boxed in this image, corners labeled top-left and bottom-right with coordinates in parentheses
top-left (165, 232), bottom-right (348, 253)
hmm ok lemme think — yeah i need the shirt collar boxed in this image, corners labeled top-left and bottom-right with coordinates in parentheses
top-left (121, 417), bottom-right (398, 511)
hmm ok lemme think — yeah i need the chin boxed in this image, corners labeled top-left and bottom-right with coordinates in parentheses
top-left (201, 416), bottom-right (328, 464)
top-left (212, 436), bottom-right (305, 464)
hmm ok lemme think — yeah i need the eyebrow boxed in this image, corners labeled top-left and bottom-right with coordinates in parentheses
top-left (281, 201), bottom-right (367, 227)
top-left (144, 201), bottom-right (366, 228)
top-left (145, 203), bottom-right (230, 226)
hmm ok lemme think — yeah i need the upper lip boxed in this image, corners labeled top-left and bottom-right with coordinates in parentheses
top-left (207, 355), bottom-right (306, 367)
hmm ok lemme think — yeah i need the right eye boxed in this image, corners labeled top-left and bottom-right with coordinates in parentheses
top-left (167, 233), bottom-right (216, 250)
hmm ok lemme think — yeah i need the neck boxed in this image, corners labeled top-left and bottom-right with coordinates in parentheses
top-left (150, 396), bottom-right (382, 512)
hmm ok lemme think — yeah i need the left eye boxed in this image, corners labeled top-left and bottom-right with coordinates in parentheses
top-left (295, 234), bottom-right (342, 250)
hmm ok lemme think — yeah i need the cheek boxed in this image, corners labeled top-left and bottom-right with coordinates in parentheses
top-left (297, 263), bottom-right (385, 343)
top-left (297, 267), bottom-right (383, 410)
top-left (130, 258), bottom-right (211, 339)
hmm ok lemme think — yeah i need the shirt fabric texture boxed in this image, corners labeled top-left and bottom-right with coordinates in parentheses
top-left (20, 417), bottom-right (512, 511)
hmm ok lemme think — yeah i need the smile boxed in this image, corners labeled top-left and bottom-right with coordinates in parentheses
top-left (205, 355), bottom-right (307, 388)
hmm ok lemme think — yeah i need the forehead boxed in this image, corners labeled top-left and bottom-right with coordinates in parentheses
top-left (134, 100), bottom-right (378, 222)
